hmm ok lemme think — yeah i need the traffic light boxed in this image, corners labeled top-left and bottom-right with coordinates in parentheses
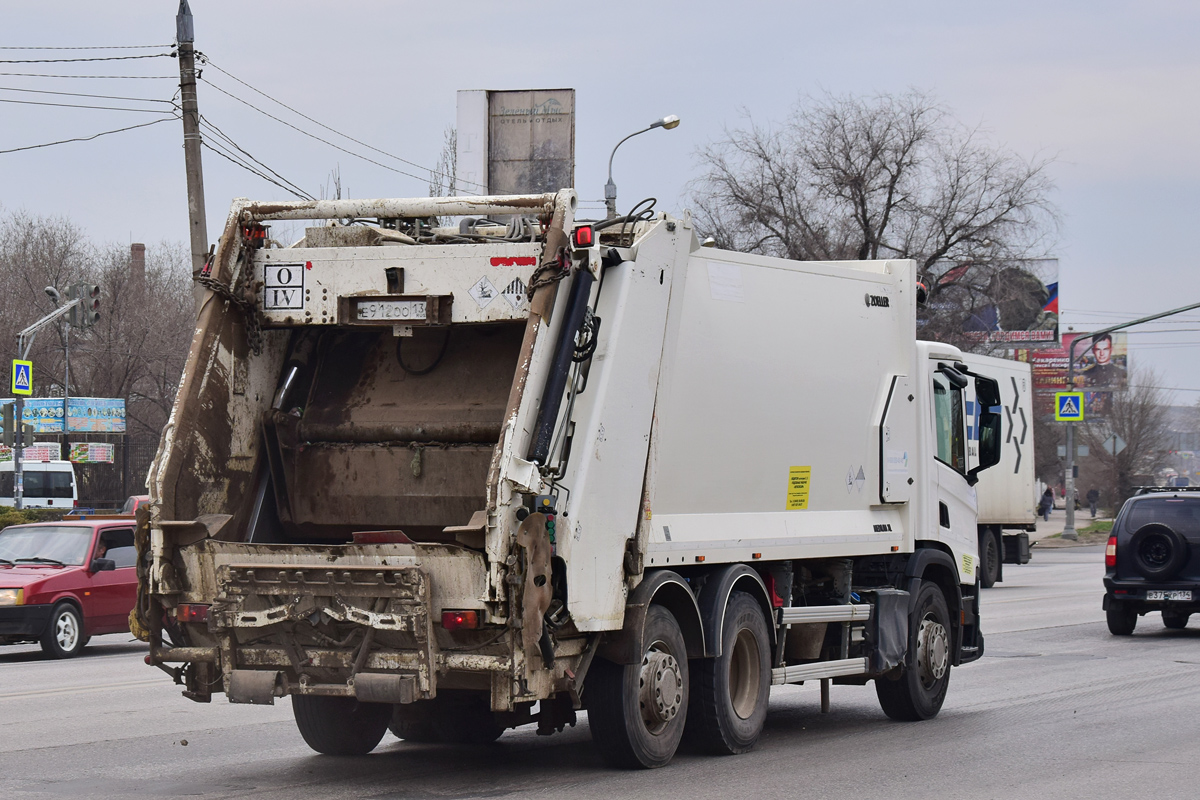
top-left (70, 283), bottom-right (101, 328)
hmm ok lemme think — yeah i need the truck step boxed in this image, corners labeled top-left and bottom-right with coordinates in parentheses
top-left (771, 657), bottom-right (869, 686)
top-left (778, 604), bottom-right (873, 625)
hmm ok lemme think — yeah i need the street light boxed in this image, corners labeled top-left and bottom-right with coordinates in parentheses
top-left (604, 115), bottom-right (680, 219)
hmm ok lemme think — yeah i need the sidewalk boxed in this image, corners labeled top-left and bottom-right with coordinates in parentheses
top-left (1029, 507), bottom-right (1111, 547)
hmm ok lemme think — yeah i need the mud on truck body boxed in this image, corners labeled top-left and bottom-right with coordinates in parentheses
top-left (138, 189), bottom-right (1002, 767)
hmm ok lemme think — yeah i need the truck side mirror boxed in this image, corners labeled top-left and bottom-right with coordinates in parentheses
top-left (90, 558), bottom-right (116, 572)
top-left (966, 375), bottom-right (1003, 485)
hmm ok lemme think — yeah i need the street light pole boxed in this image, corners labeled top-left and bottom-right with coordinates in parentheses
top-left (1062, 299), bottom-right (1200, 539)
top-left (604, 115), bottom-right (680, 219)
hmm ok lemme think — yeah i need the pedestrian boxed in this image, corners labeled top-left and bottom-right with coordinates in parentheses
top-left (1087, 487), bottom-right (1100, 518)
top-left (1039, 487), bottom-right (1054, 522)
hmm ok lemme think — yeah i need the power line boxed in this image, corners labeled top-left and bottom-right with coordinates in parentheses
top-left (198, 55), bottom-right (487, 193)
top-left (0, 85), bottom-right (177, 104)
top-left (199, 116), bottom-right (314, 200)
top-left (0, 53), bottom-right (172, 64)
top-left (197, 76), bottom-right (446, 191)
top-left (0, 96), bottom-right (177, 114)
top-left (0, 115), bottom-right (178, 155)
top-left (200, 141), bottom-right (310, 201)
top-left (0, 45), bottom-right (171, 50)
top-left (0, 72), bottom-right (175, 79)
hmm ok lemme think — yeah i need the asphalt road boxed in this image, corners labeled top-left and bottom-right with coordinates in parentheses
top-left (3, 545), bottom-right (1199, 800)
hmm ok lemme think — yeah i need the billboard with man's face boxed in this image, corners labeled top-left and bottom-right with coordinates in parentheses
top-left (1016, 332), bottom-right (1128, 420)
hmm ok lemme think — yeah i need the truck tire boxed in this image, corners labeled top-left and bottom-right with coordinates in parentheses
top-left (292, 695), bottom-right (391, 755)
top-left (430, 691), bottom-right (505, 744)
top-left (1162, 610), bottom-right (1190, 630)
top-left (39, 602), bottom-right (85, 659)
top-left (980, 530), bottom-right (1001, 589)
top-left (1106, 602), bottom-right (1137, 636)
top-left (875, 581), bottom-right (950, 721)
top-left (389, 701), bottom-right (437, 743)
top-left (686, 591), bottom-right (770, 755)
top-left (587, 604), bottom-right (689, 769)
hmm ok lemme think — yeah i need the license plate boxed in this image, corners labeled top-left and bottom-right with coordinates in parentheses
top-left (1147, 590), bottom-right (1192, 601)
top-left (356, 299), bottom-right (427, 322)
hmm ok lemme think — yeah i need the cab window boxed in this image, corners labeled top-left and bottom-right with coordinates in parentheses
top-left (933, 372), bottom-right (966, 473)
top-left (96, 528), bottom-right (136, 568)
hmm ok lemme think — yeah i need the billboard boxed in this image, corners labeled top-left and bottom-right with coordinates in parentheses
top-left (1018, 332), bottom-right (1127, 420)
top-left (0, 397), bottom-right (126, 433)
top-left (456, 89), bottom-right (575, 196)
top-left (69, 442), bottom-right (115, 463)
top-left (958, 258), bottom-right (1059, 345)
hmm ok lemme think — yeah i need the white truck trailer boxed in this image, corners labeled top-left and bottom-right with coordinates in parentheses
top-left (961, 352), bottom-right (1036, 587)
top-left (137, 189), bottom-right (1002, 768)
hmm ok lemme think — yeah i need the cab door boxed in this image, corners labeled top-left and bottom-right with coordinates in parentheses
top-left (86, 526), bottom-right (137, 633)
top-left (930, 366), bottom-right (979, 582)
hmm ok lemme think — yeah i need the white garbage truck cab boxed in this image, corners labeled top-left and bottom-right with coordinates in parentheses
top-left (139, 190), bottom-right (1001, 767)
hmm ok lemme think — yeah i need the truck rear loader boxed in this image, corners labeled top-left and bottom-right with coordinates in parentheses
top-left (138, 189), bottom-right (1002, 767)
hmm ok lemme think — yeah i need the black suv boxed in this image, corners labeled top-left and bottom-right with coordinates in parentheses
top-left (1104, 487), bottom-right (1200, 635)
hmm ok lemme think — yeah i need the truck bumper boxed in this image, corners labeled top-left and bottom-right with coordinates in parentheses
top-left (0, 604), bottom-right (52, 640)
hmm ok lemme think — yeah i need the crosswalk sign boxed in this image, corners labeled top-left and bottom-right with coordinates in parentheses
top-left (11, 360), bottom-right (32, 396)
top-left (1055, 391), bottom-right (1084, 422)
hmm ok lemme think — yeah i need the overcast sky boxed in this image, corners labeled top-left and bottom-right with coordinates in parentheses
top-left (2, 1), bottom-right (1198, 399)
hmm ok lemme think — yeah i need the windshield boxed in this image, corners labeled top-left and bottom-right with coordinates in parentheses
top-left (1125, 497), bottom-right (1200, 535)
top-left (0, 526), bottom-right (93, 566)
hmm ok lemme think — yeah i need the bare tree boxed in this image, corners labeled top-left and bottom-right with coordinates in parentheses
top-left (429, 126), bottom-right (457, 200)
top-left (1082, 368), bottom-right (1173, 507)
top-left (691, 91), bottom-right (1059, 347)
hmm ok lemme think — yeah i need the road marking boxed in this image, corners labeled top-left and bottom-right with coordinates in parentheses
top-left (0, 678), bottom-right (163, 701)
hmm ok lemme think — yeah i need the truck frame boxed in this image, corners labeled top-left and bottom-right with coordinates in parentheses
top-left (138, 190), bottom-right (1001, 767)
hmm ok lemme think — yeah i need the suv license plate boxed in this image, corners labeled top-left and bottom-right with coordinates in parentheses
top-left (1147, 590), bottom-right (1192, 601)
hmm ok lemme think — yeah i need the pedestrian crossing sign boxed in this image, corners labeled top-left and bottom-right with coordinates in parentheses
top-left (1054, 391), bottom-right (1084, 422)
top-left (11, 360), bottom-right (32, 396)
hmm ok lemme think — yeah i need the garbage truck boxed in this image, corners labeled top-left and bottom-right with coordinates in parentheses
top-left (961, 352), bottom-right (1036, 587)
top-left (137, 189), bottom-right (1002, 768)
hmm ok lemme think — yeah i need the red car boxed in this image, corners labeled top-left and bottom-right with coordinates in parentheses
top-left (0, 520), bottom-right (138, 657)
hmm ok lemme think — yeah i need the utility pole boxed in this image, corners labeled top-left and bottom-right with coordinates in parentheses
top-left (177, 0), bottom-right (208, 310)
top-left (1062, 299), bottom-right (1200, 539)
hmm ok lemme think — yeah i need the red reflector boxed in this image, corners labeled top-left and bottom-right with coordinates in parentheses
top-left (177, 603), bottom-right (210, 623)
top-left (352, 530), bottom-right (414, 544)
top-left (1105, 535), bottom-right (1117, 568)
top-left (442, 610), bottom-right (480, 630)
top-left (573, 225), bottom-right (594, 248)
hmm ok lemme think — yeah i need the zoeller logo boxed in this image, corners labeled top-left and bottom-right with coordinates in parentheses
top-left (865, 294), bottom-right (890, 308)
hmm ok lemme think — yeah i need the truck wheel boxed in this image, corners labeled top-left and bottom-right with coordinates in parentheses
top-left (431, 691), bottom-right (505, 744)
top-left (980, 531), bottom-right (1001, 589)
top-left (1162, 610), bottom-right (1190, 630)
top-left (39, 603), bottom-right (85, 659)
top-left (292, 695), bottom-right (391, 755)
top-left (686, 591), bottom-right (771, 754)
top-left (587, 604), bottom-right (689, 769)
top-left (389, 701), bottom-right (438, 743)
top-left (1106, 602), bottom-right (1138, 636)
top-left (875, 581), bottom-right (950, 721)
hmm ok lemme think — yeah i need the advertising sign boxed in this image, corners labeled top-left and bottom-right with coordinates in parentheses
top-left (960, 258), bottom-right (1059, 345)
top-left (456, 89), bottom-right (576, 196)
top-left (69, 442), bottom-right (115, 463)
top-left (1, 397), bottom-right (126, 433)
top-left (0, 444), bottom-right (59, 462)
top-left (1017, 332), bottom-right (1128, 393)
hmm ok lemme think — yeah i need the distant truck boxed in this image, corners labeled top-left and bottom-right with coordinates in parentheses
top-left (961, 352), bottom-right (1035, 587)
top-left (139, 190), bottom-right (1003, 767)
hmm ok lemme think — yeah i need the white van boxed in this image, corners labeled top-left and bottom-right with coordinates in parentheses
top-left (0, 460), bottom-right (78, 509)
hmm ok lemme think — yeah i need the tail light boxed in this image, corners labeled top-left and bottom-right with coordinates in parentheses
top-left (572, 225), bottom-right (594, 249)
top-left (442, 610), bottom-right (480, 630)
top-left (1105, 535), bottom-right (1117, 568)
top-left (177, 603), bottom-right (210, 623)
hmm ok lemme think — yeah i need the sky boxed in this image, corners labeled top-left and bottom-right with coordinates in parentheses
top-left (2, 1), bottom-right (1199, 401)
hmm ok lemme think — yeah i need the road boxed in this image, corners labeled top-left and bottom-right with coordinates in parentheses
top-left (3, 545), bottom-right (1198, 799)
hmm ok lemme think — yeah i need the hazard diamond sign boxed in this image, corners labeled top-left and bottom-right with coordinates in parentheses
top-left (11, 360), bottom-right (32, 396)
top-left (1055, 391), bottom-right (1084, 422)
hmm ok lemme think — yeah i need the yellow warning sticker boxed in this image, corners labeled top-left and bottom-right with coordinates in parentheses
top-left (962, 553), bottom-right (975, 577)
top-left (786, 466), bottom-right (812, 510)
